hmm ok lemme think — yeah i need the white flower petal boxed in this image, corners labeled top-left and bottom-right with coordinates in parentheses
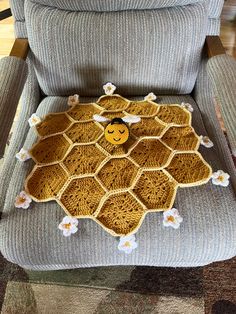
top-left (132, 241), bottom-right (138, 249)
top-left (144, 92), bottom-right (157, 101)
top-left (119, 234), bottom-right (135, 244)
top-left (61, 216), bottom-right (72, 224)
top-left (211, 170), bottom-right (230, 187)
top-left (28, 114), bottom-right (41, 127)
top-left (163, 208), bottom-right (183, 229)
top-left (68, 94), bottom-right (79, 106)
top-left (63, 229), bottom-right (72, 237)
top-left (221, 180), bottom-right (230, 187)
top-left (103, 82), bottom-right (116, 95)
top-left (70, 225), bottom-right (78, 234)
top-left (180, 102), bottom-right (194, 112)
top-left (200, 136), bottom-right (214, 148)
top-left (21, 201), bottom-right (31, 209)
top-left (163, 208), bottom-right (176, 219)
top-left (163, 220), bottom-right (171, 227)
top-left (211, 170), bottom-right (220, 179)
top-left (15, 191), bottom-right (32, 209)
top-left (118, 235), bottom-right (138, 254)
top-left (70, 218), bottom-right (79, 227)
top-left (16, 148), bottom-right (31, 162)
top-left (212, 178), bottom-right (221, 185)
top-left (123, 247), bottom-right (134, 254)
top-left (224, 173), bottom-right (230, 180)
top-left (172, 222), bottom-right (180, 229)
top-left (58, 223), bottom-right (64, 231)
top-left (58, 216), bottom-right (79, 236)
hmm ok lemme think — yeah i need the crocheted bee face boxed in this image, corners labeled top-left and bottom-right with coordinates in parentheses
top-left (105, 118), bottom-right (129, 145)
top-left (93, 115), bottom-right (141, 145)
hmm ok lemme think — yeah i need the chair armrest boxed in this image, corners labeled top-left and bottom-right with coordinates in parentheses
top-left (0, 39), bottom-right (29, 157)
top-left (206, 54), bottom-right (236, 156)
top-left (10, 39), bottom-right (29, 60)
top-left (205, 36), bottom-right (225, 58)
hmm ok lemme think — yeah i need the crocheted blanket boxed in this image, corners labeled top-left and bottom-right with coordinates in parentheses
top-left (24, 93), bottom-right (212, 236)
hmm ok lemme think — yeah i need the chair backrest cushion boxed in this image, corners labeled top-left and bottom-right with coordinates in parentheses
top-left (25, 0), bottom-right (208, 96)
top-left (10, 0), bottom-right (224, 35)
top-left (28, 0), bottom-right (201, 11)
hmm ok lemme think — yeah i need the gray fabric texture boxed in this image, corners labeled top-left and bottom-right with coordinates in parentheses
top-left (14, 21), bottom-right (27, 38)
top-left (9, 0), bottom-right (25, 21)
top-left (30, 0), bottom-right (200, 11)
top-left (0, 95), bottom-right (235, 270)
top-left (207, 18), bottom-right (220, 36)
top-left (208, 0), bottom-right (224, 18)
top-left (193, 55), bottom-right (236, 192)
top-left (10, 0), bottom-right (224, 38)
top-left (12, 0), bottom-right (223, 17)
top-left (207, 54), bottom-right (236, 157)
top-left (0, 57), bottom-right (28, 157)
top-left (0, 53), bottom-right (40, 215)
top-left (25, 0), bottom-right (207, 96)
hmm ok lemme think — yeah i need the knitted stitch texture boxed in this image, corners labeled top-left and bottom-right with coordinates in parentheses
top-left (25, 94), bottom-right (212, 236)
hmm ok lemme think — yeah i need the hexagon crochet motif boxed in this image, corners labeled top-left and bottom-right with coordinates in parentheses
top-left (25, 94), bottom-right (212, 236)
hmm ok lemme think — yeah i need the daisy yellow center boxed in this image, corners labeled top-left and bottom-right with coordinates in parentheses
top-left (123, 241), bottom-right (131, 248)
top-left (18, 197), bottom-right (26, 204)
top-left (63, 223), bottom-right (71, 230)
top-left (218, 175), bottom-right (224, 182)
top-left (167, 215), bottom-right (175, 223)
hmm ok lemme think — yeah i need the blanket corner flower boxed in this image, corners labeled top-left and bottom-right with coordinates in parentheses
top-left (118, 234), bottom-right (138, 254)
top-left (58, 216), bottom-right (79, 237)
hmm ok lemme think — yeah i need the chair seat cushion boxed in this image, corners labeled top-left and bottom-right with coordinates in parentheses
top-left (0, 95), bottom-right (236, 270)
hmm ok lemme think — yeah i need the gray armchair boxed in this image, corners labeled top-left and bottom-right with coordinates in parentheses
top-left (0, 0), bottom-right (235, 270)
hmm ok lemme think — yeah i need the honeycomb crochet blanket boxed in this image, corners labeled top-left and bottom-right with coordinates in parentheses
top-left (25, 94), bottom-right (212, 236)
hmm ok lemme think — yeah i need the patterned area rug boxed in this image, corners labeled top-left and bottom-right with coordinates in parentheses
top-left (0, 104), bottom-right (235, 314)
top-left (0, 255), bottom-right (236, 313)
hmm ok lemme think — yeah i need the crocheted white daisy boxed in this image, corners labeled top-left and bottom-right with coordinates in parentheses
top-left (144, 92), bottom-right (157, 101)
top-left (28, 113), bottom-right (41, 127)
top-left (15, 191), bottom-right (32, 209)
top-left (103, 82), bottom-right (116, 95)
top-left (118, 234), bottom-right (138, 254)
top-left (68, 94), bottom-right (79, 106)
top-left (180, 102), bottom-right (194, 112)
top-left (211, 170), bottom-right (230, 187)
top-left (16, 148), bottom-right (31, 162)
top-left (163, 208), bottom-right (183, 229)
top-left (200, 136), bottom-right (214, 148)
top-left (58, 216), bottom-right (79, 237)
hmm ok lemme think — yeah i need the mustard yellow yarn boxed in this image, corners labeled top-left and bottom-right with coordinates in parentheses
top-left (25, 94), bottom-right (212, 236)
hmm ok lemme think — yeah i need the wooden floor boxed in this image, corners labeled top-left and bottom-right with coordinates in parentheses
top-left (0, 0), bottom-right (236, 58)
top-left (221, 0), bottom-right (236, 57)
top-left (0, 0), bottom-right (14, 58)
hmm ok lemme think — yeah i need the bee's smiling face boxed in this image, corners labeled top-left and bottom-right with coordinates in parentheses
top-left (104, 121), bottom-right (129, 145)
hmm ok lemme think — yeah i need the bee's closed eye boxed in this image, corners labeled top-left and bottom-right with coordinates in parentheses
top-left (119, 130), bottom-right (125, 134)
top-left (108, 130), bottom-right (114, 134)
